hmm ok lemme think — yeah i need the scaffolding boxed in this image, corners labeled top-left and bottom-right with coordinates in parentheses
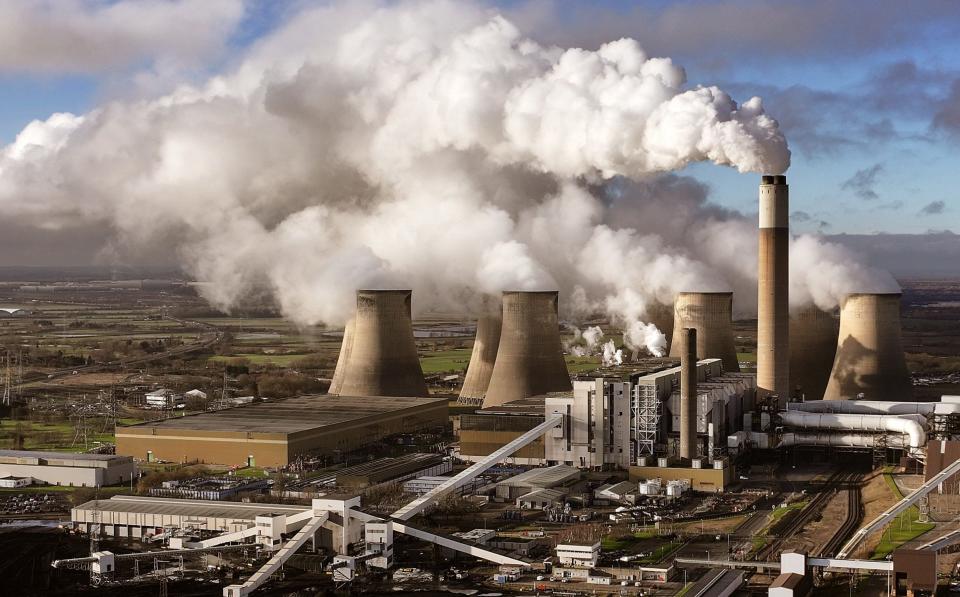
top-left (633, 383), bottom-right (663, 460)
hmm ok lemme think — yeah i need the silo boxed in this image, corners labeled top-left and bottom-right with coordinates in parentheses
top-left (823, 293), bottom-right (912, 401)
top-left (328, 289), bottom-right (429, 397)
top-left (789, 305), bottom-right (838, 401)
top-left (457, 314), bottom-right (502, 405)
top-left (328, 317), bottom-right (355, 395)
top-left (668, 292), bottom-right (739, 373)
top-left (758, 174), bottom-right (790, 399)
top-left (483, 291), bottom-right (572, 408)
top-left (679, 327), bottom-right (698, 461)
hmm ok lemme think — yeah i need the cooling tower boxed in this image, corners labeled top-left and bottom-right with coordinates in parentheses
top-left (823, 293), bottom-right (912, 402)
top-left (328, 317), bottom-right (355, 395)
top-left (789, 305), bottom-right (838, 401)
top-left (668, 292), bottom-right (740, 372)
top-left (457, 314), bottom-right (502, 405)
top-left (679, 327), bottom-right (697, 461)
top-left (758, 174), bottom-right (790, 399)
top-left (328, 290), bottom-right (429, 397)
top-left (483, 291), bottom-right (572, 408)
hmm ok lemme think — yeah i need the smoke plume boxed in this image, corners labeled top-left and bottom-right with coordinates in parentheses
top-left (0, 0), bottom-right (891, 348)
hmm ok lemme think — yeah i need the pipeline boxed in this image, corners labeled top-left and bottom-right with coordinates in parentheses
top-left (779, 411), bottom-right (927, 450)
top-left (787, 400), bottom-right (960, 416)
top-left (780, 432), bottom-right (910, 449)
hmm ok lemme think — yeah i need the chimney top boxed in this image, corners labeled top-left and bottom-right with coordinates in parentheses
top-left (761, 174), bottom-right (787, 185)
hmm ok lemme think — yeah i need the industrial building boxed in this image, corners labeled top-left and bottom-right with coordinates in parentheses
top-left (0, 450), bottom-right (135, 488)
top-left (116, 394), bottom-right (448, 468)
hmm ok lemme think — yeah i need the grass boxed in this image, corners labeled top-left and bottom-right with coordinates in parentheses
top-left (871, 472), bottom-right (935, 559)
top-left (737, 352), bottom-right (757, 363)
top-left (208, 353), bottom-right (310, 367)
top-left (638, 540), bottom-right (682, 564)
top-left (419, 349), bottom-right (472, 374)
top-left (675, 583), bottom-right (693, 597)
top-left (0, 419), bottom-right (114, 452)
top-left (565, 355), bottom-right (600, 373)
top-left (770, 499), bottom-right (809, 524)
top-left (601, 528), bottom-right (659, 551)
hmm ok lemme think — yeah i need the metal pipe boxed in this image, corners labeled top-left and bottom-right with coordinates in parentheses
top-left (779, 411), bottom-right (926, 449)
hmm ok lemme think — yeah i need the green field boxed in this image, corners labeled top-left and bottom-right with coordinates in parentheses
top-left (419, 349), bottom-right (472, 374)
top-left (0, 419), bottom-right (114, 452)
top-left (871, 471), bottom-right (935, 559)
top-left (565, 355), bottom-right (601, 373)
top-left (209, 353), bottom-right (311, 367)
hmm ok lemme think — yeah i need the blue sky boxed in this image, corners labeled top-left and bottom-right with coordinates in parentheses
top-left (0, 0), bottom-right (958, 250)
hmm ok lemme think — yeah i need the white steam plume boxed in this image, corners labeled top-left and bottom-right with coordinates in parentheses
top-left (0, 1), bottom-right (887, 340)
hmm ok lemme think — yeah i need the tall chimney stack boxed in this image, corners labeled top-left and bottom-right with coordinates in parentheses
top-left (483, 291), bottom-right (572, 408)
top-left (758, 174), bottom-right (790, 401)
top-left (457, 314), bottom-right (502, 405)
top-left (679, 327), bottom-right (697, 461)
top-left (328, 289), bottom-right (429, 397)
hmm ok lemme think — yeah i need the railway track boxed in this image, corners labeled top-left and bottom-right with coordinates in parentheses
top-left (820, 474), bottom-right (864, 557)
top-left (757, 471), bottom-right (854, 560)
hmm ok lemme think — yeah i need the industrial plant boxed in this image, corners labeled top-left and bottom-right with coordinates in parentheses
top-left (0, 174), bottom-right (934, 597)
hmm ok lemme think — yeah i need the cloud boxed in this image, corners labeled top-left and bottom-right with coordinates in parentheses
top-left (791, 210), bottom-right (811, 223)
top-left (841, 163), bottom-right (884, 200)
top-left (933, 79), bottom-right (960, 138)
top-left (0, 0), bottom-right (245, 75)
top-left (919, 200), bottom-right (946, 215)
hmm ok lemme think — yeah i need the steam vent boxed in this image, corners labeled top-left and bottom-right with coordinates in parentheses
top-left (328, 289), bottom-right (429, 397)
top-left (823, 293), bottom-right (913, 401)
top-left (457, 314), bottom-right (502, 405)
top-left (483, 291), bottom-right (572, 408)
top-left (757, 174), bottom-right (789, 399)
top-left (668, 292), bottom-right (740, 373)
top-left (789, 305), bottom-right (839, 401)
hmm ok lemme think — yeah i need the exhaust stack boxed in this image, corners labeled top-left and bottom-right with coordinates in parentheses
top-left (483, 291), bottom-right (572, 408)
top-left (679, 327), bottom-right (697, 461)
top-left (758, 174), bottom-right (790, 400)
top-left (328, 289), bottom-right (429, 397)
top-left (789, 305), bottom-right (838, 401)
top-left (823, 293), bottom-right (912, 401)
top-left (669, 292), bottom-right (739, 373)
top-left (458, 314), bottom-right (502, 405)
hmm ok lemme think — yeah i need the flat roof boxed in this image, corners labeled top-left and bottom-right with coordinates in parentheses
top-left (120, 394), bottom-right (447, 433)
top-left (0, 450), bottom-right (126, 462)
top-left (74, 495), bottom-right (308, 520)
top-left (498, 465), bottom-right (580, 488)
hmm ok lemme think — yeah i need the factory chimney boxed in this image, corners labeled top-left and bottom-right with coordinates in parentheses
top-left (679, 327), bottom-right (698, 461)
top-left (823, 293), bottom-right (912, 401)
top-left (758, 174), bottom-right (790, 401)
top-left (457, 314), bottom-right (502, 405)
top-left (669, 292), bottom-right (739, 373)
top-left (483, 291), bottom-right (572, 408)
top-left (789, 305), bottom-right (838, 401)
top-left (328, 289), bottom-right (429, 397)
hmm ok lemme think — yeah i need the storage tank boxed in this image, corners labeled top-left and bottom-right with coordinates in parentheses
top-left (483, 291), bottom-right (572, 408)
top-left (789, 305), bottom-right (838, 401)
top-left (823, 293), bottom-right (912, 401)
top-left (668, 292), bottom-right (740, 372)
top-left (328, 290), bottom-right (429, 397)
top-left (458, 314), bottom-right (502, 405)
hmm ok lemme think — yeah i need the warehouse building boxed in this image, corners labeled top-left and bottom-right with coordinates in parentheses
top-left (0, 450), bottom-right (135, 488)
top-left (116, 394), bottom-right (448, 468)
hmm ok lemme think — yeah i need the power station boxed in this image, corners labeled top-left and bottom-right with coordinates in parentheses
top-left (88, 174), bottom-right (955, 596)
